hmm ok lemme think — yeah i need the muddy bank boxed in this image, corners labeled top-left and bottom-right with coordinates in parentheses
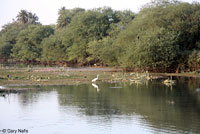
top-left (153, 73), bottom-right (200, 78)
top-left (0, 67), bottom-right (199, 88)
top-left (0, 67), bottom-right (122, 87)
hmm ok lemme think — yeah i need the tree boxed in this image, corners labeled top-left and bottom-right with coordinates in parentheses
top-left (0, 23), bottom-right (25, 59)
top-left (0, 10), bottom-right (40, 60)
top-left (64, 9), bottom-right (113, 63)
top-left (115, 10), bottom-right (136, 25)
top-left (57, 7), bottom-right (85, 29)
top-left (115, 0), bottom-right (200, 71)
top-left (16, 10), bottom-right (39, 25)
top-left (12, 25), bottom-right (54, 61)
top-left (28, 12), bottom-right (39, 24)
top-left (42, 30), bottom-right (67, 62)
top-left (118, 28), bottom-right (179, 70)
top-left (87, 37), bottom-right (119, 66)
top-left (16, 10), bottom-right (28, 24)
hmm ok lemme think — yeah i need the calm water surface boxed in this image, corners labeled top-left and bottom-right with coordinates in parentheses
top-left (0, 78), bottom-right (200, 134)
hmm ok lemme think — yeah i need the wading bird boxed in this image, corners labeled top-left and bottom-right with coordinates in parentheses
top-left (92, 74), bottom-right (99, 82)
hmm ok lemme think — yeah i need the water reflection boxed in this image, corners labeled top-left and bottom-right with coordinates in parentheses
top-left (92, 83), bottom-right (100, 92)
top-left (0, 78), bottom-right (200, 134)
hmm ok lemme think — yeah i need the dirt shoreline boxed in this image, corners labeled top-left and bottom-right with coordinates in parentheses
top-left (0, 67), bottom-right (199, 89)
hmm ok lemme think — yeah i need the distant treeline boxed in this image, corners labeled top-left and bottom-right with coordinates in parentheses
top-left (0, 0), bottom-right (200, 72)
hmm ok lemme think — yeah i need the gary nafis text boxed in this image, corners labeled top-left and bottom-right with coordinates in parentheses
top-left (0, 129), bottom-right (28, 134)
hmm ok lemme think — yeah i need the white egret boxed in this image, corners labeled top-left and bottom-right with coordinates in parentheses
top-left (92, 74), bottom-right (99, 82)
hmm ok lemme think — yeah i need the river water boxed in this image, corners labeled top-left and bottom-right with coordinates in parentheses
top-left (0, 78), bottom-right (200, 134)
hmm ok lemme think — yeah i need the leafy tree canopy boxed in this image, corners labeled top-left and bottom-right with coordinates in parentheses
top-left (16, 10), bottom-right (40, 25)
top-left (115, 0), bottom-right (200, 71)
top-left (57, 7), bottom-right (85, 29)
top-left (12, 25), bottom-right (54, 61)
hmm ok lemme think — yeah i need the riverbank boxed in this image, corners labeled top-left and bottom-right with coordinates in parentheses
top-left (0, 67), bottom-right (121, 86)
top-left (0, 67), bottom-right (199, 87)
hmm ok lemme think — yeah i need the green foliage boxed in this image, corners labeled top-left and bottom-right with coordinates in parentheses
top-left (0, 10), bottom-right (40, 59)
top-left (188, 50), bottom-right (200, 70)
top-left (87, 37), bottom-right (118, 66)
top-left (64, 8), bottom-right (116, 63)
top-left (0, 42), bottom-right (12, 58)
top-left (16, 10), bottom-right (39, 25)
top-left (1, 2), bottom-right (200, 72)
top-left (42, 31), bottom-right (67, 61)
top-left (117, 28), bottom-right (179, 69)
top-left (0, 23), bottom-right (25, 58)
top-left (115, 10), bottom-right (136, 25)
top-left (115, 0), bottom-right (200, 71)
top-left (57, 7), bottom-right (85, 29)
top-left (12, 25), bottom-right (54, 61)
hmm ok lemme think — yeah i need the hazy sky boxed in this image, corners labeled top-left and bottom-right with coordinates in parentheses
top-left (0, 0), bottom-right (198, 29)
